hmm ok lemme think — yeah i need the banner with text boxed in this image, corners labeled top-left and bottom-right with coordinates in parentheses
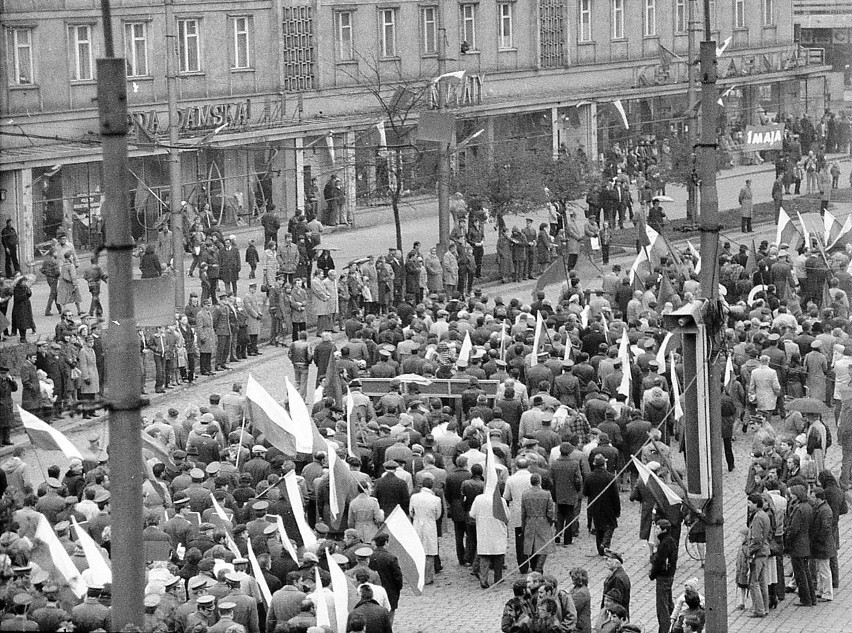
top-left (743, 124), bottom-right (785, 152)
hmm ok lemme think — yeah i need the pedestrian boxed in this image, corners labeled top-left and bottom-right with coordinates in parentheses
top-left (409, 475), bottom-right (441, 585)
top-left (219, 237), bottom-right (241, 296)
top-left (786, 484), bottom-right (816, 607)
top-left (442, 244), bottom-right (458, 296)
top-left (650, 518), bottom-right (678, 633)
top-left (82, 255), bottom-right (107, 317)
top-left (520, 472), bottom-right (555, 573)
top-left (739, 179), bottom-right (753, 233)
top-left (808, 486), bottom-right (836, 602)
top-left (260, 203), bottom-right (280, 246)
top-left (570, 568), bottom-right (592, 633)
top-left (243, 282), bottom-right (263, 356)
top-left (0, 365), bottom-right (17, 445)
top-left (57, 250), bottom-right (83, 316)
top-left (746, 493), bottom-right (771, 618)
top-left (11, 275), bottom-right (35, 343)
top-left (563, 210), bottom-right (583, 272)
top-left (41, 251), bottom-right (62, 317)
top-left (1, 219), bottom-right (20, 277)
top-left (288, 331), bottom-right (312, 400)
top-left (245, 239), bottom-right (259, 279)
top-left (583, 453), bottom-right (620, 555)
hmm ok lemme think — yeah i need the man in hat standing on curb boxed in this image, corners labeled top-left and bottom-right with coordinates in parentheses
top-left (650, 518), bottom-right (678, 633)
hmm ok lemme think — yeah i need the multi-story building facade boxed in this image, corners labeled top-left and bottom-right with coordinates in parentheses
top-left (0, 0), bottom-right (833, 265)
top-left (795, 0), bottom-right (852, 81)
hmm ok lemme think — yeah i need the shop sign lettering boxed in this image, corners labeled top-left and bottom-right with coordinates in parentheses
top-left (428, 74), bottom-right (485, 109)
top-left (128, 97), bottom-right (286, 138)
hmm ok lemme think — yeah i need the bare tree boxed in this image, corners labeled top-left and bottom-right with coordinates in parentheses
top-left (340, 57), bottom-right (432, 251)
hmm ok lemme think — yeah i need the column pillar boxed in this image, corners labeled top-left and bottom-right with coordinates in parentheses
top-left (20, 169), bottom-right (34, 273)
top-left (587, 103), bottom-right (599, 163)
top-left (344, 130), bottom-right (356, 223)
top-left (295, 137), bottom-right (305, 216)
top-left (551, 106), bottom-right (560, 159)
top-left (484, 116), bottom-right (495, 166)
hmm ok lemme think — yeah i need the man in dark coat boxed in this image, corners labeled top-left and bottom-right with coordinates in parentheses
top-left (786, 485), bottom-right (816, 606)
top-left (372, 461), bottom-right (409, 518)
top-left (218, 237), bottom-right (241, 296)
top-left (583, 453), bottom-right (620, 555)
top-left (213, 295), bottom-right (233, 371)
top-left (649, 518), bottom-right (678, 633)
top-left (347, 584), bottom-right (393, 633)
top-left (0, 366), bottom-right (17, 445)
top-left (809, 486), bottom-right (837, 602)
top-left (369, 533), bottom-right (404, 621)
top-left (551, 442), bottom-right (582, 545)
top-left (445, 455), bottom-right (472, 566)
top-left (260, 205), bottom-right (281, 246)
top-left (19, 351), bottom-right (40, 416)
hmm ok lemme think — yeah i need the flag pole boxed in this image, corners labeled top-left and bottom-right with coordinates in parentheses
top-left (234, 413), bottom-right (248, 470)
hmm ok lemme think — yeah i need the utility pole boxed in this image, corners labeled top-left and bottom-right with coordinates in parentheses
top-left (685, 0), bottom-right (698, 226)
top-left (436, 21), bottom-right (451, 257)
top-left (165, 0), bottom-right (185, 310)
top-left (96, 0), bottom-right (145, 629)
top-left (696, 2), bottom-right (727, 629)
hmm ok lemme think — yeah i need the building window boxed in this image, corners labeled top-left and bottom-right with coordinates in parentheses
top-left (460, 4), bottom-right (477, 50)
top-left (282, 6), bottom-right (315, 90)
top-left (124, 23), bottom-right (148, 77)
top-left (379, 8), bottom-right (397, 57)
top-left (421, 7), bottom-right (437, 55)
top-left (69, 25), bottom-right (93, 81)
top-left (579, 0), bottom-right (592, 42)
top-left (644, 0), bottom-right (656, 36)
top-left (177, 19), bottom-right (201, 72)
top-left (540, 0), bottom-right (566, 66)
top-left (498, 3), bottom-right (514, 49)
top-left (762, 0), bottom-right (774, 25)
top-left (7, 28), bottom-right (34, 85)
top-left (232, 16), bottom-right (251, 69)
top-left (675, 0), bottom-right (686, 32)
top-left (335, 11), bottom-right (354, 61)
top-left (734, 0), bottom-right (745, 27)
top-left (611, 0), bottom-right (624, 39)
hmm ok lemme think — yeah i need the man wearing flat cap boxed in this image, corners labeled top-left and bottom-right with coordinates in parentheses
top-left (373, 460), bottom-right (410, 518)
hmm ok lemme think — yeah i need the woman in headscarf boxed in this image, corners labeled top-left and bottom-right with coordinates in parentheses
top-left (11, 275), bottom-right (35, 343)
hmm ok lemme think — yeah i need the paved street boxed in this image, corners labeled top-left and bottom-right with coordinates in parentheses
top-left (6, 155), bottom-right (852, 631)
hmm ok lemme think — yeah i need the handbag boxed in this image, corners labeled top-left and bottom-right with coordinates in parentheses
top-left (70, 366), bottom-right (82, 380)
top-left (260, 272), bottom-right (270, 294)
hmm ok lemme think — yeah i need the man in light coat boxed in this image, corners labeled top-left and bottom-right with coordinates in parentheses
top-left (748, 355), bottom-right (782, 417)
top-left (469, 488), bottom-right (508, 588)
top-left (563, 209), bottom-right (584, 271)
top-left (409, 475), bottom-right (442, 585)
top-left (242, 283), bottom-right (263, 356)
top-left (503, 457), bottom-right (533, 573)
top-left (442, 244), bottom-right (459, 296)
top-left (520, 472), bottom-right (555, 573)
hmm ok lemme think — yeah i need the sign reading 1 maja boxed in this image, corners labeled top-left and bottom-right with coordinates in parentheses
top-left (743, 123), bottom-right (785, 152)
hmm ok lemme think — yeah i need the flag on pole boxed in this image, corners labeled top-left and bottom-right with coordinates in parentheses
top-left (245, 375), bottom-right (303, 455)
top-left (823, 279), bottom-right (833, 308)
top-left (716, 36), bottom-right (732, 58)
top-left (744, 240), bottom-right (758, 276)
top-left (656, 273), bottom-right (678, 311)
top-left (686, 240), bottom-right (701, 274)
top-left (617, 330), bottom-right (631, 399)
top-left (71, 517), bottom-right (111, 587)
top-left (378, 506), bottom-right (426, 595)
top-left (376, 120), bottom-right (388, 150)
top-left (656, 332), bottom-right (674, 375)
top-left (344, 392), bottom-right (357, 459)
top-left (670, 352), bottom-right (684, 420)
top-left (775, 207), bottom-right (797, 248)
top-left (314, 567), bottom-right (332, 627)
top-left (327, 441), bottom-right (355, 521)
top-left (275, 515), bottom-right (300, 564)
top-left (284, 470), bottom-right (318, 549)
top-left (324, 353), bottom-right (345, 411)
top-left (209, 494), bottom-right (241, 557)
top-left (824, 209), bottom-right (840, 244)
top-left (484, 436), bottom-right (509, 524)
top-left (499, 322), bottom-right (508, 361)
top-left (457, 331), bottom-right (473, 367)
top-left (432, 69), bottom-right (466, 84)
top-left (32, 514), bottom-right (86, 598)
top-left (325, 132), bottom-right (336, 165)
top-left (530, 312), bottom-right (544, 366)
top-left (629, 248), bottom-right (650, 284)
top-left (796, 209), bottom-right (811, 248)
top-left (829, 214), bottom-right (852, 250)
top-left (141, 431), bottom-right (175, 469)
top-left (580, 305), bottom-right (591, 329)
top-left (600, 313), bottom-right (610, 344)
top-left (632, 457), bottom-right (683, 523)
top-left (20, 407), bottom-right (82, 460)
top-left (285, 377), bottom-right (327, 454)
top-left (612, 100), bottom-right (629, 129)
top-left (246, 538), bottom-right (272, 607)
top-left (724, 354), bottom-right (734, 388)
top-left (326, 549), bottom-right (350, 633)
